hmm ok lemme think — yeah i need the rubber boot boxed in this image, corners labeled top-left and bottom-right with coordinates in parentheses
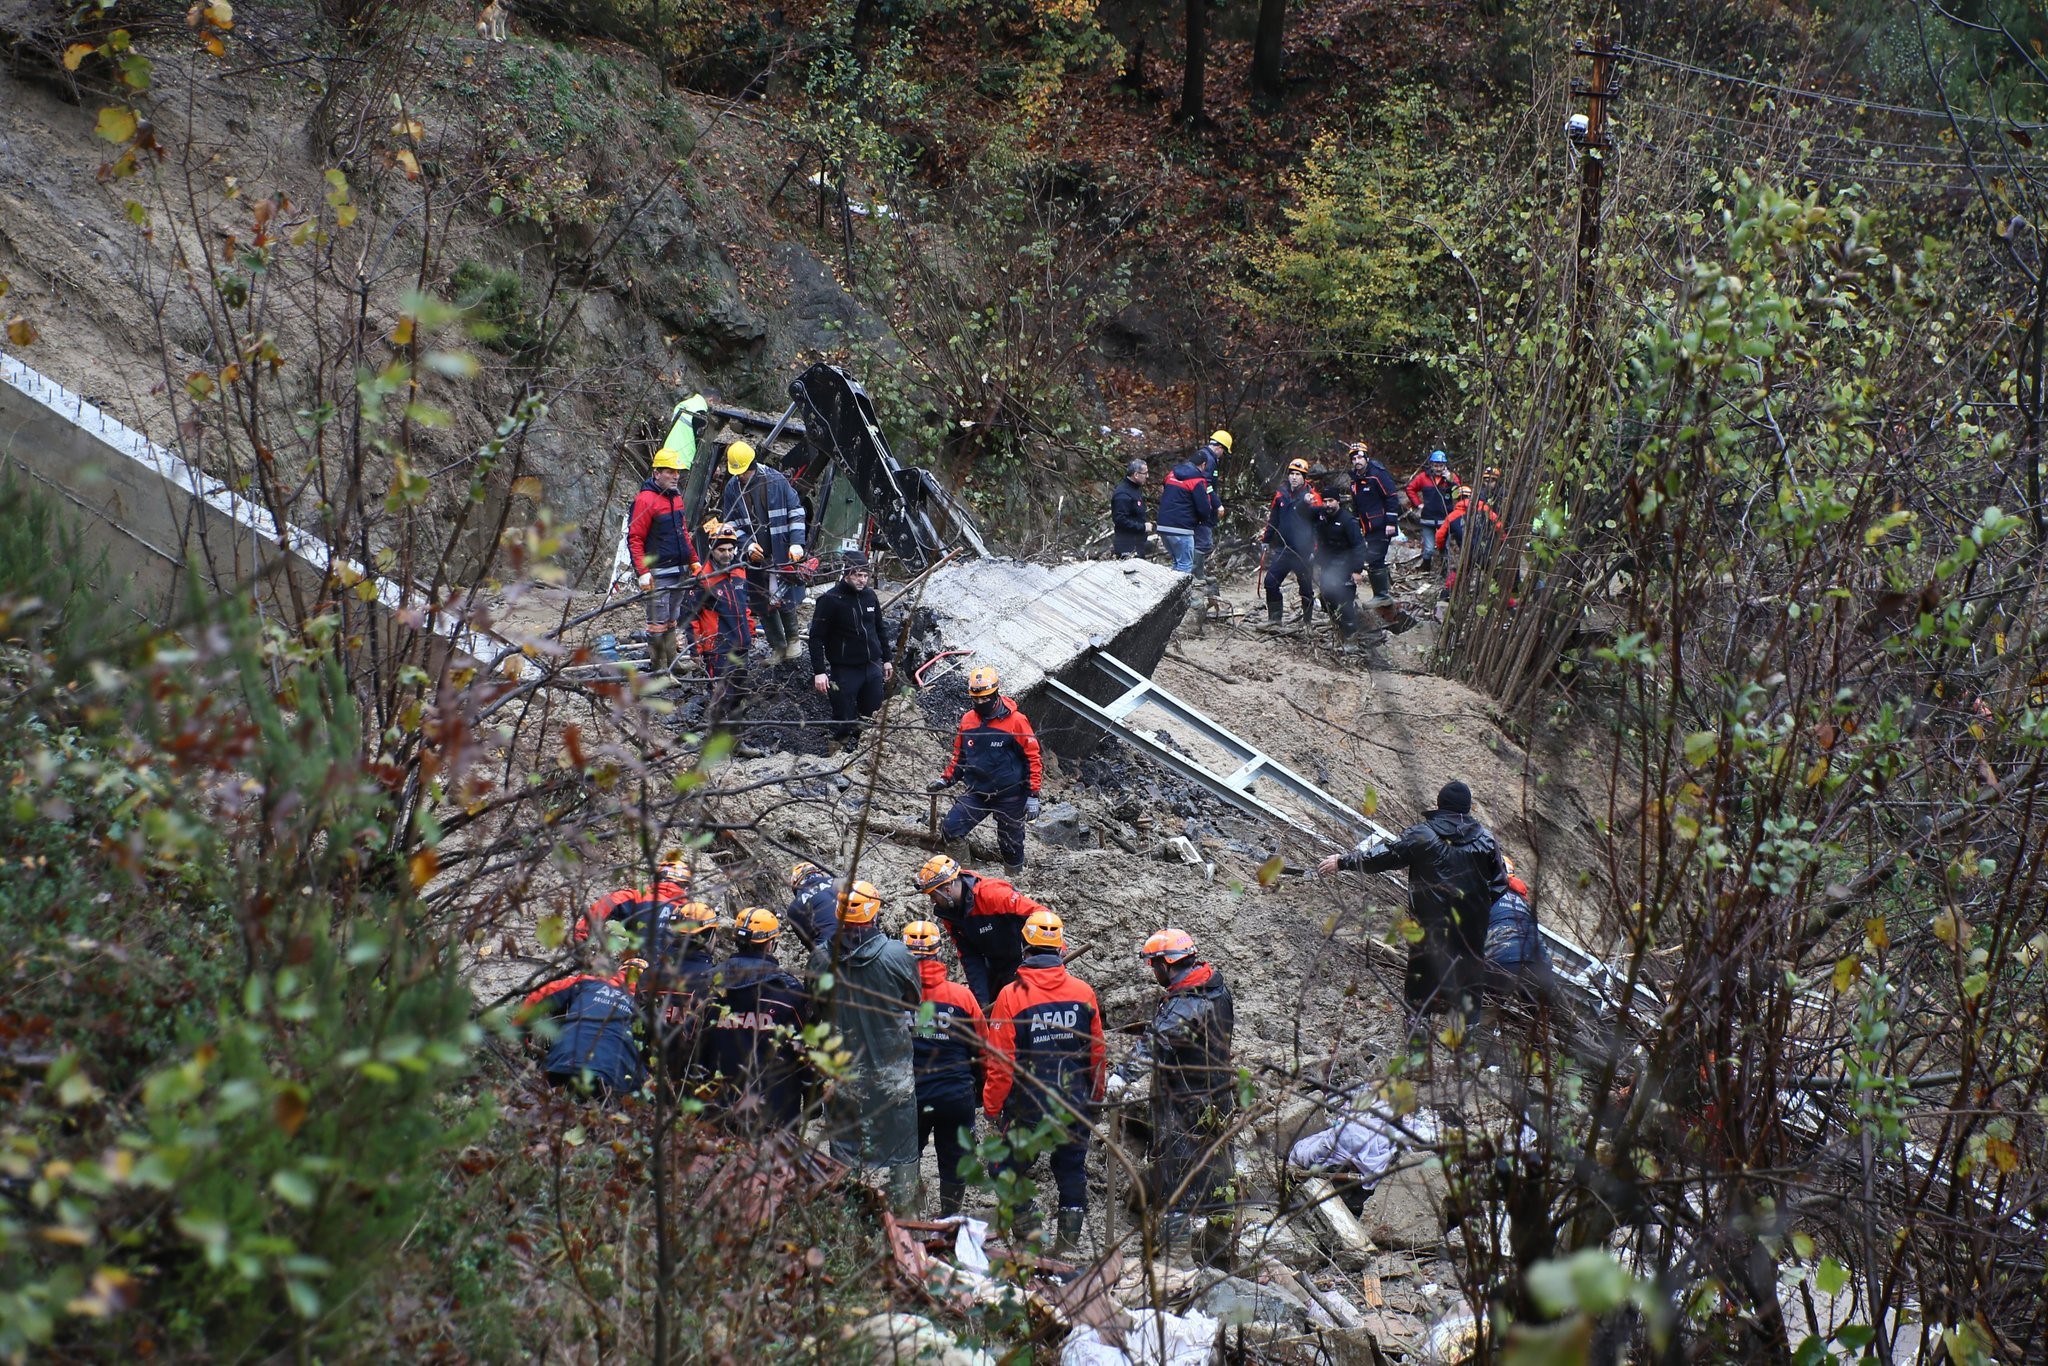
top-left (886, 1162), bottom-right (921, 1217)
top-left (761, 608), bottom-right (787, 658)
top-left (939, 1181), bottom-right (965, 1218)
top-left (647, 631), bottom-right (676, 676)
top-left (1264, 601), bottom-right (1283, 629)
top-left (777, 608), bottom-right (803, 663)
top-left (1002, 862), bottom-right (1024, 881)
top-left (1053, 1207), bottom-right (1086, 1261)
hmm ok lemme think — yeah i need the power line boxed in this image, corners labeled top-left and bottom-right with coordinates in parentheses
top-left (1615, 45), bottom-right (2048, 132)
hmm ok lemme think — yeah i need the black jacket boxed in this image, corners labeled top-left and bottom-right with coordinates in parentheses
top-left (807, 579), bottom-right (894, 671)
top-left (1111, 479), bottom-right (1150, 556)
top-left (1351, 459), bottom-right (1401, 538)
top-left (1341, 811), bottom-right (1507, 953)
top-left (705, 953), bottom-right (813, 1130)
top-left (1313, 499), bottom-right (1365, 574)
top-left (786, 873), bottom-right (840, 951)
top-left (648, 941), bottom-right (722, 1076)
top-left (1125, 962), bottom-right (1236, 1117)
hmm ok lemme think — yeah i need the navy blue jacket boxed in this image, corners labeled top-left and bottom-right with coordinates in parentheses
top-left (1485, 890), bottom-right (1550, 968)
top-left (1156, 461), bottom-right (1217, 534)
top-left (1111, 480), bottom-right (1150, 556)
top-left (914, 959), bottom-right (987, 1109)
top-left (705, 953), bottom-right (813, 1129)
top-left (526, 974), bottom-right (647, 1096)
top-left (786, 874), bottom-right (840, 951)
top-left (1351, 459), bottom-right (1401, 538)
top-left (648, 941), bottom-right (722, 1075)
top-left (1264, 485), bottom-right (1321, 558)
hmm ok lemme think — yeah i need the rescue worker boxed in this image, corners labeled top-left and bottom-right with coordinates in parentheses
top-left (1316, 780), bottom-right (1507, 1025)
top-left (522, 956), bottom-right (647, 1102)
top-left (1105, 929), bottom-right (1237, 1233)
top-left (1406, 452), bottom-right (1455, 575)
top-left (643, 900), bottom-right (722, 1090)
top-left (1483, 859), bottom-right (1555, 1008)
top-left (1348, 442), bottom-right (1402, 604)
top-left (1311, 473), bottom-right (1367, 642)
top-left (628, 447), bottom-right (700, 676)
top-left (785, 861), bottom-right (841, 951)
top-left (719, 440), bottom-right (809, 665)
top-left (983, 910), bottom-right (1105, 1259)
top-left (807, 549), bottom-right (895, 746)
top-left (1191, 430), bottom-right (1231, 599)
top-left (1437, 485), bottom-right (1503, 592)
top-left (909, 853), bottom-right (1049, 1007)
top-left (1155, 451), bottom-right (1218, 576)
top-left (1261, 458), bottom-right (1320, 628)
top-left (903, 919), bottom-right (988, 1217)
top-left (810, 881), bottom-right (922, 1212)
top-left (688, 522), bottom-right (754, 726)
top-left (929, 667), bottom-right (1043, 878)
top-left (1110, 459), bottom-right (1153, 559)
top-left (705, 908), bottom-right (813, 1132)
top-left (576, 850), bottom-right (693, 946)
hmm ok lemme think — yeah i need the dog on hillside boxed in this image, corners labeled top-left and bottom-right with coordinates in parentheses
top-left (477, 0), bottom-right (508, 41)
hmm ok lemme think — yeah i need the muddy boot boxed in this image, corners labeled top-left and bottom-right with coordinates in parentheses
top-left (1297, 603), bottom-right (1314, 628)
top-left (646, 631), bottom-right (677, 676)
top-left (1262, 601), bottom-right (1284, 631)
top-left (1053, 1207), bottom-right (1086, 1261)
top-left (1002, 861), bottom-right (1024, 880)
top-left (886, 1162), bottom-right (922, 1217)
top-left (760, 609), bottom-right (787, 660)
top-left (939, 1181), bottom-right (966, 1218)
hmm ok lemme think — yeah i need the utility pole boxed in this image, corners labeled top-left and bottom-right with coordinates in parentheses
top-left (1570, 33), bottom-right (1620, 344)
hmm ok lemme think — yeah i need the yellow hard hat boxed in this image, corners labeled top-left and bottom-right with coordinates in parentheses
top-left (913, 854), bottom-right (961, 893)
top-left (671, 901), bottom-right (719, 936)
top-left (652, 447), bottom-right (686, 471)
top-left (837, 880), bottom-right (883, 925)
top-left (1022, 908), bottom-right (1065, 949)
top-left (1287, 458), bottom-right (1311, 475)
top-left (966, 666), bottom-right (1000, 698)
top-left (902, 920), bottom-right (944, 958)
top-left (1209, 430), bottom-right (1233, 452)
top-left (732, 907), bottom-right (781, 945)
top-left (725, 441), bottom-right (757, 474)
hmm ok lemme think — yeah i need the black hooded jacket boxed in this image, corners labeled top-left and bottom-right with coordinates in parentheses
top-left (1339, 810), bottom-right (1507, 953)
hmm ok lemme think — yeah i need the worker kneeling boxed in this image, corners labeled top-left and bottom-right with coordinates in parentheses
top-left (904, 920), bottom-right (989, 1217)
top-left (983, 910), bottom-right (1105, 1259)
top-left (810, 882), bottom-right (924, 1214)
top-left (1106, 929), bottom-right (1238, 1238)
top-left (521, 956), bottom-right (648, 1104)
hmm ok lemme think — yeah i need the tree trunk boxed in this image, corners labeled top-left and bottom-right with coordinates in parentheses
top-left (1252, 0), bottom-right (1285, 93)
top-left (1179, 0), bottom-right (1206, 124)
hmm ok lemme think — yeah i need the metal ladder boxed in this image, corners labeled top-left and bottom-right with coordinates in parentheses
top-left (1045, 651), bottom-right (1660, 1019)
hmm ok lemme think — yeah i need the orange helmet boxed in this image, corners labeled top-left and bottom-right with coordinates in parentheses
top-left (1454, 485), bottom-right (1473, 500)
top-left (789, 860), bottom-right (825, 888)
top-left (966, 666), bottom-right (1000, 698)
top-left (837, 880), bottom-right (883, 925)
top-left (1287, 458), bottom-right (1311, 475)
top-left (913, 854), bottom-right (961, 894)
top-left (658, 849), bottom-right (694, 885)
top-left (707, 521), bottom-right (741, 546)
top-left (1022, 909), bottom-right (1065, 950)
top-left (1139, 928), bottom-right (1196, 964)
top-left (669, 900), bottom-right (719, 936)
top-left (732, 907), bottom-right (780, 945)
top-left (902, 920), bottom-right (944, 958)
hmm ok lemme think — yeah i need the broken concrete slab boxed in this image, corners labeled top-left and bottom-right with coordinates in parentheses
top-left (917, 557), bottom-right (1192, 756)
top-left (1360, 1157), bottom-right (1453, 1251)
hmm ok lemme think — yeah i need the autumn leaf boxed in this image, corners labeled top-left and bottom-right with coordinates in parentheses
top-left (391, 316), bottom-right (414, 346)
top-left (409, 847), bottom-right (439, 889)
top-left (63, 42), bottom-right (96, 71)
top-left (1864, 916), bottom-right (1890, 952)
top-left (1256, 854), bottom-right (1285, 888)
top-left (273, 1085), bottom-right (309, 1137)
top-left (511, 475), bottom-right (543, 500)
top-left (5, 317), bottom-right (36, 348)
top-left (95, 106), bottom-right (138, 144)
top-left (1831, 956), bottom-right (1859, 992)
top-left (1360, 785), bottom-right (1379, 818)
top-left (1931, 908), bottom-right (1965, 948)
top-left (395, 148), bottom-right (421, 180)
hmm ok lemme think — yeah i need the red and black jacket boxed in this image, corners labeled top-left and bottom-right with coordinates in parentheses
top-left (1351, 458), bottom-right (1401, 538)
top-left (690, 563), bottom-right (755, 668)
top-left (574, 878), bottom-right (690, 945)
top-left (914, 959), bottom-right (988, 1109)
top-left (935, 873), bottom-right (1045, 975)
top-left (942, 697), bottom-right (1042, 797)
top-left (1437, 496), bottom-right (1503, 554)
top-left (520, 967), bottom-right (646, 1094)
top-left (984, 954), bottom-right (1106, 1124)
top-left (628, 480), bottom-right (698, 575)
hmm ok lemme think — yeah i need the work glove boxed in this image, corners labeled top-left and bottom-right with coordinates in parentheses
top-left (689, 561), bottom-right (704, 576)
top-left (789, 545), bottom-right (805, 561)
top-left (1025, 796), bottom-right (1041, 819)
top-left (928, 777), bottom-right (953, 794)
top-left (1145, 521), bottom-right (1155, 533)
top-left (746, 543), bottom-right (765, 565)
top-left (637, 572), bottom-right (653, 590)
top-left (1104, 1072), bottom-right (1128, 1102)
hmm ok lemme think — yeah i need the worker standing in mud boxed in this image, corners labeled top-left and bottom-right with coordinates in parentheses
top-left (627, 447), bottom-right (699, 677)
top-left (1311, 472), bottom-right (1367, 643)
top-left (688, 523), bottom-right (755, 729)
top-left (1106, 929), bottom-right (1237, 1238)
top-left (1191, 430), bottom-right (1231, 605)
top-left (1110, 459), bottom-right (1153, 559)
top-left (807, 549), bottom-right (895, 747)
top-left (929, 666), bottom-right (1042, 878)
top-left (1316, 780), bottom-right (1506, 1026)
top-left (720, 440), bottom-right (808, 665)
top-left (1406, 452), bottom-right (1456, 577)
top-left (810, 882), bottom-right (923, 1213)
top-left (1261, 459), bottom-right (1320, 629)
top-left (705, 908), bottom-right (814, 1132)
top-left (909, 853), bottom-right (1047, 1008)
top-left (1348, 442), bottom-right (1402, 606)
top-left (902, 920), bottom-right (988, 1217)
top-left (983, 910), bottom-right (1106, 1259)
